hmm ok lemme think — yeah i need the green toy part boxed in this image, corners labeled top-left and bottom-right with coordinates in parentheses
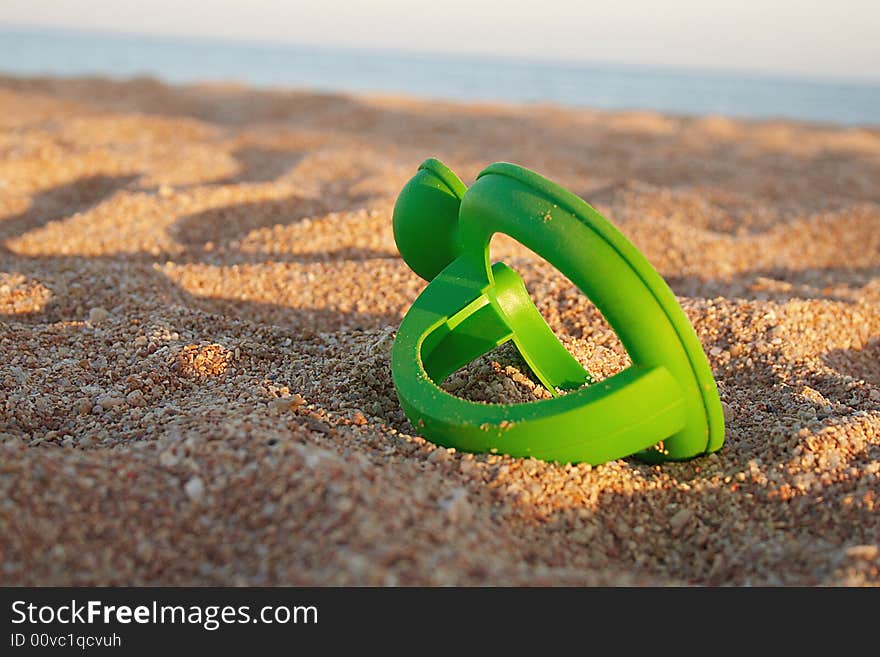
top-left (391, 158), bottom-right (724, 465)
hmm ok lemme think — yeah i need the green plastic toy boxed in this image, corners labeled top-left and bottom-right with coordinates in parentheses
top-left (391, 158), bottom-right (724, 465)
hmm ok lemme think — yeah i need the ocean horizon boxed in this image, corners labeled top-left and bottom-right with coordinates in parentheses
top-left (0, 25), bottom-right (878, 126)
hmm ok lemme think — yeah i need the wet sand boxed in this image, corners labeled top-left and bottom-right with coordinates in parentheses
top-left (0, 76), bottom-right (878, 585)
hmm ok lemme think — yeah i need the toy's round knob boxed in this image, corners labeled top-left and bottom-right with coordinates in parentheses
top-left (392, 158), bottom-right (466, 281)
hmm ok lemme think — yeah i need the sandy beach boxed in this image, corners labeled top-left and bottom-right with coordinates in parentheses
top-left (0, 75), bottom-right (878, 585)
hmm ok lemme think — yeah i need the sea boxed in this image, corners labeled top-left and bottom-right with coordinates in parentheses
top-left (0, 27), bottom-right (878, 126)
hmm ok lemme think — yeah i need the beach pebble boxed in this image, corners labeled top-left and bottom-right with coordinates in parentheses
top-left (845, 545), bottom-right (879, 561)
top-left (184, 476), bottom-right (205, 501)
top-left (96, 395), bottom-right (125, 409)
top-left (459, 459), bottom-right (477, 475)
top-left (669, 508), bottom-right (693, 533)
top-left (428, 448), bottom-right (450, 463)
top-left (270, 398), bottom-right (293, 414)
top-left (440, 488), bottom-right (472, 524)
top-left (88, 307), bottom-right (110, 324)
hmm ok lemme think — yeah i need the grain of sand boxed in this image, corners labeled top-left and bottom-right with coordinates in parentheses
top-left (1, 76), bottom-right (879, 585)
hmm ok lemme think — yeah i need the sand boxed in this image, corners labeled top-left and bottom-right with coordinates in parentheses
top-left (0, 75), bottom-right (878, 586)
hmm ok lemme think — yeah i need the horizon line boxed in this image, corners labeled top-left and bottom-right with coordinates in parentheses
top-left (2, 20), bottom-right (880, 90)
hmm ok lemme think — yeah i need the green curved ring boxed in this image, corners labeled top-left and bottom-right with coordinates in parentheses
top-left (391, 158), bottom-right (724, 464)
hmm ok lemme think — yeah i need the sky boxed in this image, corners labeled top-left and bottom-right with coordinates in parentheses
top-left (1, 0), bottom-right (878, 83)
